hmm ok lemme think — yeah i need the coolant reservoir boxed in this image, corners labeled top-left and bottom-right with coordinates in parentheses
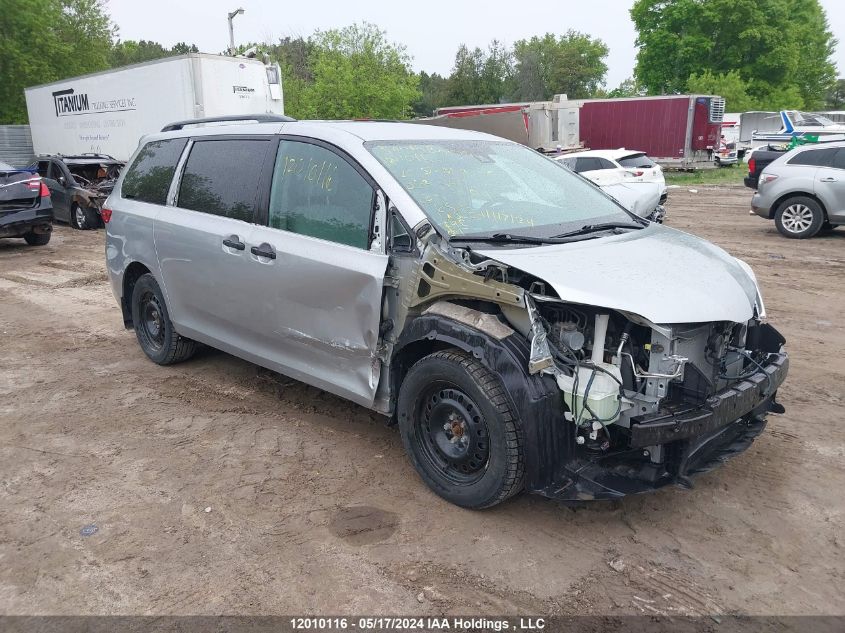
top-left (556, 363), bottom-right (622, 425)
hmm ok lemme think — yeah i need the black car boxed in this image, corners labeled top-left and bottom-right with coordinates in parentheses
top-left (31, 155), bottom-right (123, 230)
top-left (0, 161), bottom-right (53, 246)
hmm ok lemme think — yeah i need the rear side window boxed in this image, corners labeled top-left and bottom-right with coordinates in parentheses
top-left (122, 138), bottom-right (188, 204)
top-left (832, 149), bottom-right (845, 170)
top-left (268, 140), bottom-right (373, 249)
top-left (788, 148), bottom-right (838, 167)
top-left (177, 139), bottom-right (268, 222)
top-left (619, 153), bottom-right (655, 168)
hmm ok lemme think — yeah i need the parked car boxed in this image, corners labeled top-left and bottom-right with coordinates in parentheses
top-left (555, 149), bottom-right (668, 203)
top-left (105, 117), bottom-right (787, 508)
top-left (714, 136), bottom-right (739, 166)
top-left (601, 181), bottom-right (666, 223)
top-left (556, 159), bottom-right (666, 223)
top-left (30, 155), bottom-right (124, 230)
top-left (0, 161), bottom-right (53, 246)
top-left (750, 141), bottom-right (845, 238)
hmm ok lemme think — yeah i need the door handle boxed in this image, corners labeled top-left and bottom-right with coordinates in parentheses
top-left (819, 177), bottom-right (838, 182)
top-left (222, 236), bottom-right (245, 250)
top-left (250, 243), bottom-right (276, 259)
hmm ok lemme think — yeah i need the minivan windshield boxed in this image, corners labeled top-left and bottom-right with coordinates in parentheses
top-left (366, 140), bottom-right (633, 238)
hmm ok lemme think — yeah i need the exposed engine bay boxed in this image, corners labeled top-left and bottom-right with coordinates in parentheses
top-left (67, 162), bottom-right (121, 200)
top-left (385, 225), bottom-right (788, 500)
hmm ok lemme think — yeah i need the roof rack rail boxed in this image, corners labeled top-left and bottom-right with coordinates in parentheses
top-left (161, 114), bottom-right (296, 132)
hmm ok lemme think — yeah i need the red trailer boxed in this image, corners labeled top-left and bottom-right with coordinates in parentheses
top-left (575, 95), bottom-right (725, 169)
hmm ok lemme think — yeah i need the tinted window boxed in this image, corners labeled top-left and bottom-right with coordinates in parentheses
top-left (268, 141), bottom-right (373, 249)
top-left (575, 157), bottom-right (601, 172)
top-left (178, 139), bottom-right (268, 222)
top-left (788, 148), bottom-right (838, 167)
top-left (618, 153), bottom-right (656, 168)
top-left (832, 149), bottom-right (845, 170)
top-left (122, 138), bottom-right (187, 204)
top-left (596, 158), bottom-right (617, 170)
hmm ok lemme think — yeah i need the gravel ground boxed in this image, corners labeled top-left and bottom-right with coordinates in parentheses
top-left (0, 185), bottom-right (843, 616)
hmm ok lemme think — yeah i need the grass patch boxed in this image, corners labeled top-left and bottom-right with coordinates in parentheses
top-left (664, 164), bottom-right (745, 186)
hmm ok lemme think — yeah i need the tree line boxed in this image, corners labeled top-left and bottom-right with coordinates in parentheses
top-left (0, 0), bottom-right (842, 125)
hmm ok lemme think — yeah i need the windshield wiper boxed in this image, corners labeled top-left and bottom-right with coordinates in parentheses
top-left (551, 221), bottom-right (645, 239)
top-left (449, 232), bottom-right (566, 245)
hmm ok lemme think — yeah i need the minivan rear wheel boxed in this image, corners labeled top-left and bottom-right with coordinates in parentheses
top-left (131, 273), bottom-right (197, 365)
top-left (774, 196), bottom-right (824, 239)
top-left (397, 349), bottom-right (524, 509)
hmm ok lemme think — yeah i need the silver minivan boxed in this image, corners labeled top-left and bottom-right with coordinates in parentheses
top-left (105, 116), bottom-right (788, 508)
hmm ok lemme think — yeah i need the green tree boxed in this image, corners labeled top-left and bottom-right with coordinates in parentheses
top-left (412, 71), bottom-right (449, 117)
top-left (110, 40), bottom-right (170, 66)
top-left (687, 70), bottom-right (757, 112)
top-left (631, 0), bottom-right (836, 110)
top-left (298, 23), bottom-right (419, 120)
top-left (606, 76), bottom-right (646, 98)
top-left (825, 79), bottom-right (845, 110)
top-left (446, 45), bottom-right (486, 105)
top-left (511, 31), bottom-right (608, 101)
top-left (0, 0), bottom-right (115, 123)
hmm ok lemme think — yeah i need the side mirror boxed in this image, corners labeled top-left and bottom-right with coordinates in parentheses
top-left (57, 175), bottom-right (66, 186)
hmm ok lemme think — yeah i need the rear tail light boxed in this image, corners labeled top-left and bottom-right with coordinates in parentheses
top-left (100, 207), bottom-right (113, 223)
top-left (634, 170), bottom-right (644, 177)
top-left (26, 178), bottom-right (40, 191)
top-left (760, 174), bottom-right (778, 186)
top-left (40, 182), bottom-right (50, 197)
top-left (748, 158), bottom-right (756, 175)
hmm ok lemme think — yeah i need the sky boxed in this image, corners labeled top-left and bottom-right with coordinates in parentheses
top-left (107, 0), bottom-right (844, 91)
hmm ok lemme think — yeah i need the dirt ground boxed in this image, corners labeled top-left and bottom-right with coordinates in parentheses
top-left (1, 185), bottom-right (843, 617)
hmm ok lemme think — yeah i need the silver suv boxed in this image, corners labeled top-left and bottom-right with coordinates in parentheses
top-left (105, 116), bottom-right (788, 508)
top-left (751, 141), bottom-right (845, 238)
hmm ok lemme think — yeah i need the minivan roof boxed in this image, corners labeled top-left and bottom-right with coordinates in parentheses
top-left (144, 120), bottom-right (504, 144)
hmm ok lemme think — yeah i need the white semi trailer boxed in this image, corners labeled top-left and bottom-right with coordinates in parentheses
top-left (25, 53), bottom-right (284, 161)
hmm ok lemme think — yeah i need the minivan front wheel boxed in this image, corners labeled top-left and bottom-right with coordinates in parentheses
top-left (397, 349), bottom-right (524, 509)
top-left (130, 273), bottom-right (196, 365)
top-left (774, 197), bottom-right (824, 239)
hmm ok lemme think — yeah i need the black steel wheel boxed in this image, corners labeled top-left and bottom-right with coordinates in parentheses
top-left (398, 349), bottom-right (524, 509)
top-left (130, 273), bottom-right (196, 365)
top-left (415, 383), bottom-right (491, 486)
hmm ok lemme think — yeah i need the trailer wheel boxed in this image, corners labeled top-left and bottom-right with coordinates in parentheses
top-left (397, 349), bottom-right (524, 509)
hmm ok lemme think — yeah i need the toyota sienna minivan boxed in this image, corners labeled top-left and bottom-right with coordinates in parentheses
top-left (104, 115), bottom-right (788, 508)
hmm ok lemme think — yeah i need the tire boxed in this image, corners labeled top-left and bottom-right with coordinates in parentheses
top-left (72, 204), bottom-right (98, 230)
top-left (774, 196), bottom-right (825, 239)
top-left (397, 349), bottom-right (524, 509)
top-left (130, 273), bottom-right (196, 365)
top-left (23, 231), bottom-right (51, 246)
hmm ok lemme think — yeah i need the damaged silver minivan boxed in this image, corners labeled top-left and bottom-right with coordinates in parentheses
top-left (105, 116), bottom-right (788, 508)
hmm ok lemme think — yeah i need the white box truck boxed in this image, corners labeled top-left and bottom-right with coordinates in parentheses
top-left (25, 53), bottom-right (284, 161)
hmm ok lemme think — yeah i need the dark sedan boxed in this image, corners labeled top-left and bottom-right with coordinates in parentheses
top-left (0, 161), bottom-right (53, 246)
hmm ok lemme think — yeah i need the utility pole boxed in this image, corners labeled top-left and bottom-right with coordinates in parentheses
top-left (227, 8), bottom-right (244, 55)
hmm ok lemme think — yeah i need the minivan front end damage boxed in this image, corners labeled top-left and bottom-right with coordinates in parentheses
top-left (386, 231), bottom-right (788, 501)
